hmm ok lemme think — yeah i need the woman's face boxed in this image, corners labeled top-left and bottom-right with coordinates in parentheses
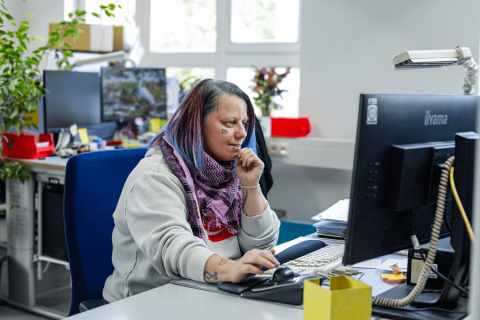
top-left (203, 94), bottom-right (248, 162)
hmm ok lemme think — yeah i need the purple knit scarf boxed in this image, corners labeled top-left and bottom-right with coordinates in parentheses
top-left (151, 135), bottom-right (243, 244)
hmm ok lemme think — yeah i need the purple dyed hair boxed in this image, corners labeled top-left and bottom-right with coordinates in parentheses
top-left (164, 79), bottom-right (255, 170)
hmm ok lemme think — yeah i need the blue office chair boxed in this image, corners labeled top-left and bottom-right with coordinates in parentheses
top-left (63, 148), bottom-right (147, 316)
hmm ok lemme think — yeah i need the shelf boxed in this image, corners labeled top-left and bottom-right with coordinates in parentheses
top-left (265, 137), bottom-right (355, 170)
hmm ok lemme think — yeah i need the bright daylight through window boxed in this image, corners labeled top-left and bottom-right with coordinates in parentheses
top-left (65, 0), bottom-right (300, 118)
top-left (150, 0), bottom-right (216, 53)
top-left (64, 0), bottom-right (136, 27)
top-left (230, 0), bottom-right (299, 43)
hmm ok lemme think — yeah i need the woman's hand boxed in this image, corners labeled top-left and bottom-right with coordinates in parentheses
top-left (235, 148), bottom-right (264, 187)
top-left (203, 249), bottom-right (279, 284)
top-left (228, 249), bottom-right (279, 283)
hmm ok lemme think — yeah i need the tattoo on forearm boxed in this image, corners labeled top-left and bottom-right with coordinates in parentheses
top-left (204, 271), bottom-right (218, 280)
top-left (219, 258), bottom-right (228, 265)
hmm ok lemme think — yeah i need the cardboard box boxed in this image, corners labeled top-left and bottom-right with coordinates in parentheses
top-left (48, 23), bottom-right (123, 53)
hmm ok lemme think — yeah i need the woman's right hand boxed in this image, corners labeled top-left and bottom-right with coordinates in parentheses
top-left (228, 249), bottom-right (280, 283)
top-left (203, 249), bottom-right (280, 284)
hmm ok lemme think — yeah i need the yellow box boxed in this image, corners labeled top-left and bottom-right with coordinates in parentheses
top-left (304, 276), bottom-right (372, 320)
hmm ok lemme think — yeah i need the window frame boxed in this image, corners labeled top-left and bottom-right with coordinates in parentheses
top-left (138, 0), bottom-right (301, 80)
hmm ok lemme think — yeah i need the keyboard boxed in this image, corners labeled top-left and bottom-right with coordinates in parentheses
top-left (263, 244), bottom-right (345, 276)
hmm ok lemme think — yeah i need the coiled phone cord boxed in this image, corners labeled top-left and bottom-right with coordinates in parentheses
top-left (372, 156), bottom-right (454, 308)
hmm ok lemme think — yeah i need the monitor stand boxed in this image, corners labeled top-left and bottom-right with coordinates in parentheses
top-left (410, 133), bottom-right (476, 309)
top-left (374, 133), bottom-right (478, 313)
top-left (372, 284), bottom-right (468, 320)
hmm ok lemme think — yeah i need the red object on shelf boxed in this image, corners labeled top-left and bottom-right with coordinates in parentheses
top-left (271, 117), bottom-right (311, 137)
top-left (3, 133), bottom-right (55, 159)
top-left (106, 140), bottom-right (123, 146)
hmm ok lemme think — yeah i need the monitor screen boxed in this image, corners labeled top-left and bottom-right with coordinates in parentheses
top-left (44, 71), bottom-right (102, 132)
top-left (343, 94), bottom-right (478, 266)
top-left (101, 67), bottom-right (167, 122)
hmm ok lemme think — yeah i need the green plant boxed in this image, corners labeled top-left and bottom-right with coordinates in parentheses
top-left (251, 67), bottom-right (290, 116)
top-left (47, 3), bottom-right (121, 70)
top-left (0, 0), bottom-right (120, 183)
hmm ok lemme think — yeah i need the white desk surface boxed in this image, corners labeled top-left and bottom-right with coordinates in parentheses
top-left (6, 157), bottom-right (68, 171)
top-left (68, 283), bottom-right (305, 320)
top-left (66, 253), bottom-right (404, 320)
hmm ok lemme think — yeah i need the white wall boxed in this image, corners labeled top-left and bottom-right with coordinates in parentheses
top-left (300, 0), bottom-right (480, 140)
top-left (267, 0), bottom-right (480, 222)
top-left (4, 0), bottom-right (64, 57)
top-left (268, 163), bottom-right (352, 222)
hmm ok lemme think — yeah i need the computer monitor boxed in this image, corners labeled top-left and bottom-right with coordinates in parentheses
top-left (343, 94), bottom-right (478, 307)
top-left (101, 67), bottom-right (167, 123)
top-left (44, 71), bottom-right (102, 133)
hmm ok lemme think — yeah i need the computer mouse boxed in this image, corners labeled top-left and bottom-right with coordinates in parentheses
top-left (272, 266), bottom-right (296, 282)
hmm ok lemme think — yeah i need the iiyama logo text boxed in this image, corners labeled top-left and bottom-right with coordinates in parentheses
top-left (424, 110), bottom-right (448, 126)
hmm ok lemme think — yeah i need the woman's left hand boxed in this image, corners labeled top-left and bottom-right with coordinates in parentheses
top-left (235, 148), bottom-right (264, 187)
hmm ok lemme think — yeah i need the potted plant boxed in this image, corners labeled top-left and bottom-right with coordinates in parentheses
top-left (0, 0), bottom-right (120, 185)
top-left (251, 67), bottom-right (290, 117)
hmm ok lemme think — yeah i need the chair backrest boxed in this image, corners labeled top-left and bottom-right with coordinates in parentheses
top-left (63, 148), bottom-right (147, 316)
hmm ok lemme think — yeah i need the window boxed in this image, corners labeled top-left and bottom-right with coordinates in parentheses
top-left (227, 67), bottom-right (300, 118)
top-left (230, 0), bottom-right (299, 43)
top-left (166, 67), bottom-right (215, 90)
top-left (64, 0), bottom-right (136, 27)
top-left (150, 0), bottom-right (216, 53)
top-left (65, 0), bottom-right (302, 116)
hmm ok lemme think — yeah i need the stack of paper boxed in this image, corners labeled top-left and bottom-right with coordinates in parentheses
top-left (312, 199), bottom-right (349, 238)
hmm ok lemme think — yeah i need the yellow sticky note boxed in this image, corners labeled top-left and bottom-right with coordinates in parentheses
top-left (23, 105), bottom-right (39, 125)
top-left (381, 273), bottom-right (406, 284)
top-left (78, 128), bottom-right (89, 143)
top-left (150, 118), bottom-right (161, 132)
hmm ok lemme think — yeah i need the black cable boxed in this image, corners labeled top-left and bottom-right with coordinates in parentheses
top-left (415, 248), bottom-right (469, 296)
top-left (407, 212), bottom-right (469, 296)
top-left (391, 306), bottom-right (467, 314)
top-left (409, 209), bottom-right (417, 237)
top-left (443, 210), bottom-right (452, 233)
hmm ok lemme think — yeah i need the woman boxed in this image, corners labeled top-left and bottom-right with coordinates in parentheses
top-left (103, 79), bottom-right (281, 302)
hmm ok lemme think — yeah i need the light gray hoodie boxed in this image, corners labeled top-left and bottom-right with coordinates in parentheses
top-left (103, 147), bottom-right (280, 302)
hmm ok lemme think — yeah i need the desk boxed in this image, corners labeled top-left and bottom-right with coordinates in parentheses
top-left (5, 157), bottom-right (68, 319)
top-left (65, 248), bottom-right (403, 320)
top-left (71, 283), bottom-right (305, 320)
top-left (65, 281), bottom-right (395, 320)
